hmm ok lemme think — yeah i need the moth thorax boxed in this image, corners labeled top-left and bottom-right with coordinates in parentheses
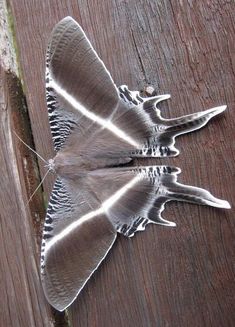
top-left (54, 151), bottom-right (93, 176)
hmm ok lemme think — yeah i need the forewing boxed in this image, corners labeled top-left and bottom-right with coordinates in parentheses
top-left (46, 16), bottom-right (120, 151)
top-left (45, 16), bottom-right (155, 158)
top-left (41, 177), bottom-right (117, 311)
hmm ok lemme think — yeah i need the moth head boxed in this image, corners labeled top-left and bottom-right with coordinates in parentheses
top-left (47, 158), bottom-right (56, 172)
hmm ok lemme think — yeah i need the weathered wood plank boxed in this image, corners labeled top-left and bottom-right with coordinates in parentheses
top-left (0, 1), bottom-right (65, 325)
top-left (0, 67), bottom-right (55, 327)
top-left (0, 1), bottom-right (56, 325)
top-left (0, 61), bottom-right (54, 327)
top-left (8, 0), bottom-right (235, 326)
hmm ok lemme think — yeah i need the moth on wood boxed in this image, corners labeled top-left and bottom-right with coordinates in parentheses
top-left (41, 16), bottom-right (230, 311)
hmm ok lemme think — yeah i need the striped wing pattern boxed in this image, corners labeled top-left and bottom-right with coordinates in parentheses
top-left (41, 178), bottom-right (72, 274)
top-left (41, 175), bottom-right (117, 311)
top-left (45, 81), bottom-right (78, 151)
top-left (41, 16), bottom-right (230, 311)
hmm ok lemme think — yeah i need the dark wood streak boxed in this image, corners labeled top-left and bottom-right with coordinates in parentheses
top-left (0, 68), bottom-right (53, 326)
top-left (6, 0), bottom-right (235, 326)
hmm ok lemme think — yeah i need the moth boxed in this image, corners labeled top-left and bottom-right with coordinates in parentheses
top-left (41, 16), bottom-right (230, 311)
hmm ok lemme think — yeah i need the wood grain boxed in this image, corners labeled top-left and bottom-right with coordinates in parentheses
top-left (7, 0), bottom-right (235, 326)
top-left (0, 67), bottom-right (55, 326)
top-left (0, 2), bottom-right (55, 324)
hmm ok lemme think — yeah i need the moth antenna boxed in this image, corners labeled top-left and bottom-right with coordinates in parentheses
top-left (13, 130), bottom-right (48, 164)
top-left (26, 168), bottom-right (51, 206)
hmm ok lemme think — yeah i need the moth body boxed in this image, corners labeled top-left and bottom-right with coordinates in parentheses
top-left (53, 149), bottom-right (133, 178)
top-left (41, 16), bottom-right (230, 312)
top-left (54, 151), bottom-right (94, 177)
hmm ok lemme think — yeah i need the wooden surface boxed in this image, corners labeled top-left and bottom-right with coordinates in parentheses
top-left (1, 0), bottom-right (234, 326)
top-left (0, 69), bottom-right (53, 326)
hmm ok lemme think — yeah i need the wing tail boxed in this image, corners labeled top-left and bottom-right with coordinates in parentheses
top-left (162, 105), bottom-right (227, 137)
top-left (166, 181), bottom-right (231, 209)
